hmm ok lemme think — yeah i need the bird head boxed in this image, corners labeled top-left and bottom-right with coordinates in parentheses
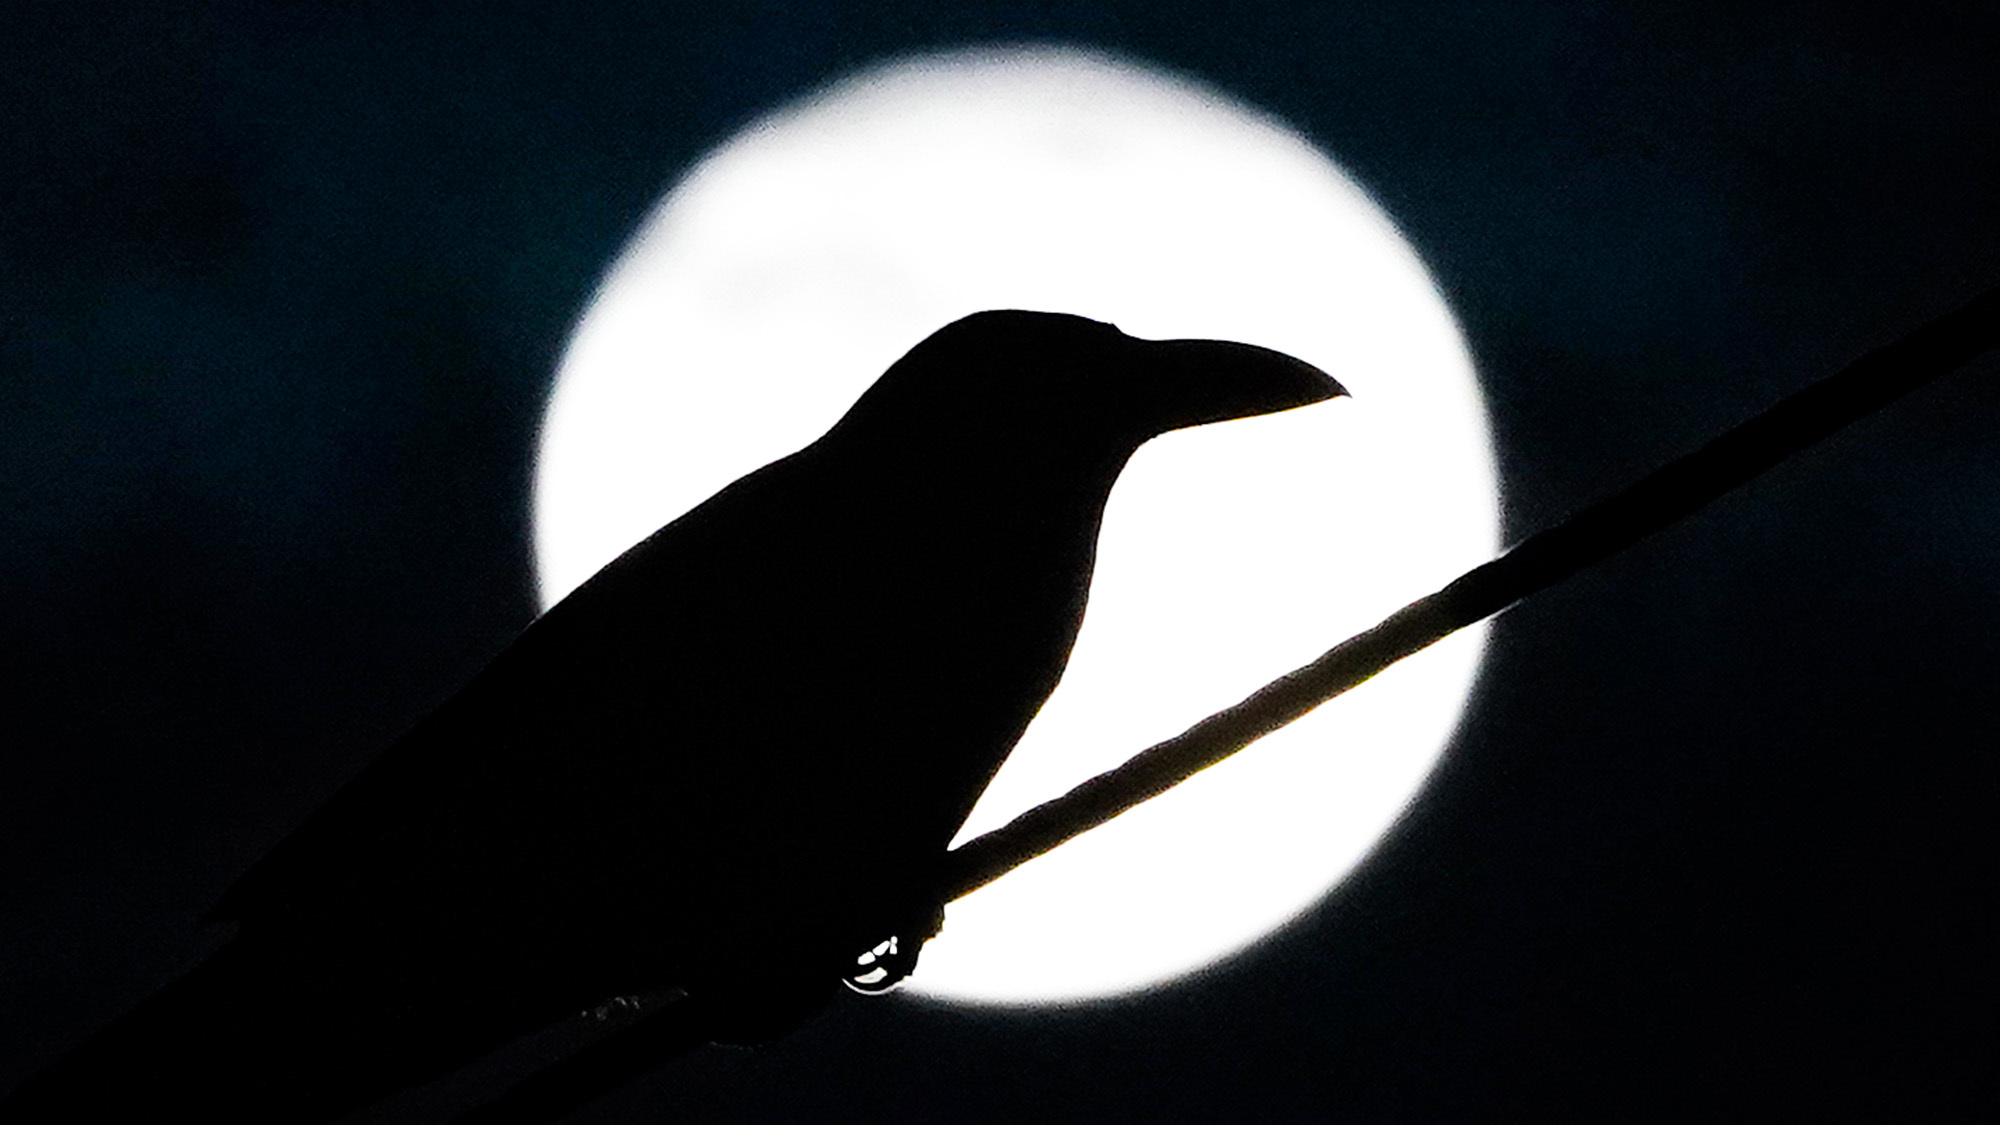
top-left (829, 310), bottom-right (1345, 461)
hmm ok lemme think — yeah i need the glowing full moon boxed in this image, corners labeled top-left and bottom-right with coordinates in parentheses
top-left (535, 46), bottom-right (1496, 1004)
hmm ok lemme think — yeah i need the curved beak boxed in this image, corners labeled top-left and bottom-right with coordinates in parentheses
top-left (1136, 336), bottom-right (1346, 433)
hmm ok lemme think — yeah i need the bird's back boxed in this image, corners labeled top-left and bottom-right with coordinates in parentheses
top-left (212, 426), bottom-right (1114, 998)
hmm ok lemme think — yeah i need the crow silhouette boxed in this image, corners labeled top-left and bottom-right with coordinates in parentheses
top-left (5, 310), bottom-right (1340, 1122)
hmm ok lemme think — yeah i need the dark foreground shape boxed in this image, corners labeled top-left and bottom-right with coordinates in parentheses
top-left (940, 282), bottom-right (2000, 904)
top-left (460, 281), bottom-right (2000, 1125)
top-left (2, 311), bottom-right (1340, 1123)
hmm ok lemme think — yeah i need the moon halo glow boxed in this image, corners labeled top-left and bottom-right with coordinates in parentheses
top-left (533, 46), bottom-right (1497, 1004)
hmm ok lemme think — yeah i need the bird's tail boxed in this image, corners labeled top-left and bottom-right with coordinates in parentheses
top-left (2, 933), bottom-right (555, 1124)
top-left (4, 940), bottom-right (375, 1122)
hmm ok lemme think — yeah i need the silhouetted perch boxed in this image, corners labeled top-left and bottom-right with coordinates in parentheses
top-left (461, 284), bottom-right (2000, 1125)
top-left (940, 281), bottom-right (2000, 900)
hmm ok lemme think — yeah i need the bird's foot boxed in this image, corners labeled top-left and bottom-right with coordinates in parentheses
top-left (842, 907), bottom-right (944, 994)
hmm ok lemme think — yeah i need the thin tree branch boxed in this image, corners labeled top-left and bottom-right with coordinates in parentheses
top-left (452, 990), bottom-right (702, 1125)
top-left (458, 283), bottom-right (2000, 1125)
top-left (938, 282), bottom-right (2000, 903)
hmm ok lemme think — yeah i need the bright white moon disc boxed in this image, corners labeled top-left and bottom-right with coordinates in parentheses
top-left (534, 46), bottom-right (1496, 1004)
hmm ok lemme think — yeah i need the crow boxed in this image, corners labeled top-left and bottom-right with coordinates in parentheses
top-left (4, 310), bottom-right (1340, 1122)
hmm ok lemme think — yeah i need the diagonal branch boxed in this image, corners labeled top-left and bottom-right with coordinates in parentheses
top-left (938, 281), bottom-right (2000, 903)
top-left (458, 283), bottom-right (2000, 1125)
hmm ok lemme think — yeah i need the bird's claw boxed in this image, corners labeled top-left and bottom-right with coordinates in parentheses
top-left (843, 935), bottom-right (917, 993)
top-left (842, 907), bottom-right (944, 994)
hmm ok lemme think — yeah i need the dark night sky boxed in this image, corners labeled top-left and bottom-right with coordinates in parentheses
top-left (4, 1), bottom-right (1997, 1120)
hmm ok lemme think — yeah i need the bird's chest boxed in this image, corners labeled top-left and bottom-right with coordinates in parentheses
top-left (751, 511), bottom-right (1081, 708)
top-left (671, 494), bottom-right (1095, 836)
